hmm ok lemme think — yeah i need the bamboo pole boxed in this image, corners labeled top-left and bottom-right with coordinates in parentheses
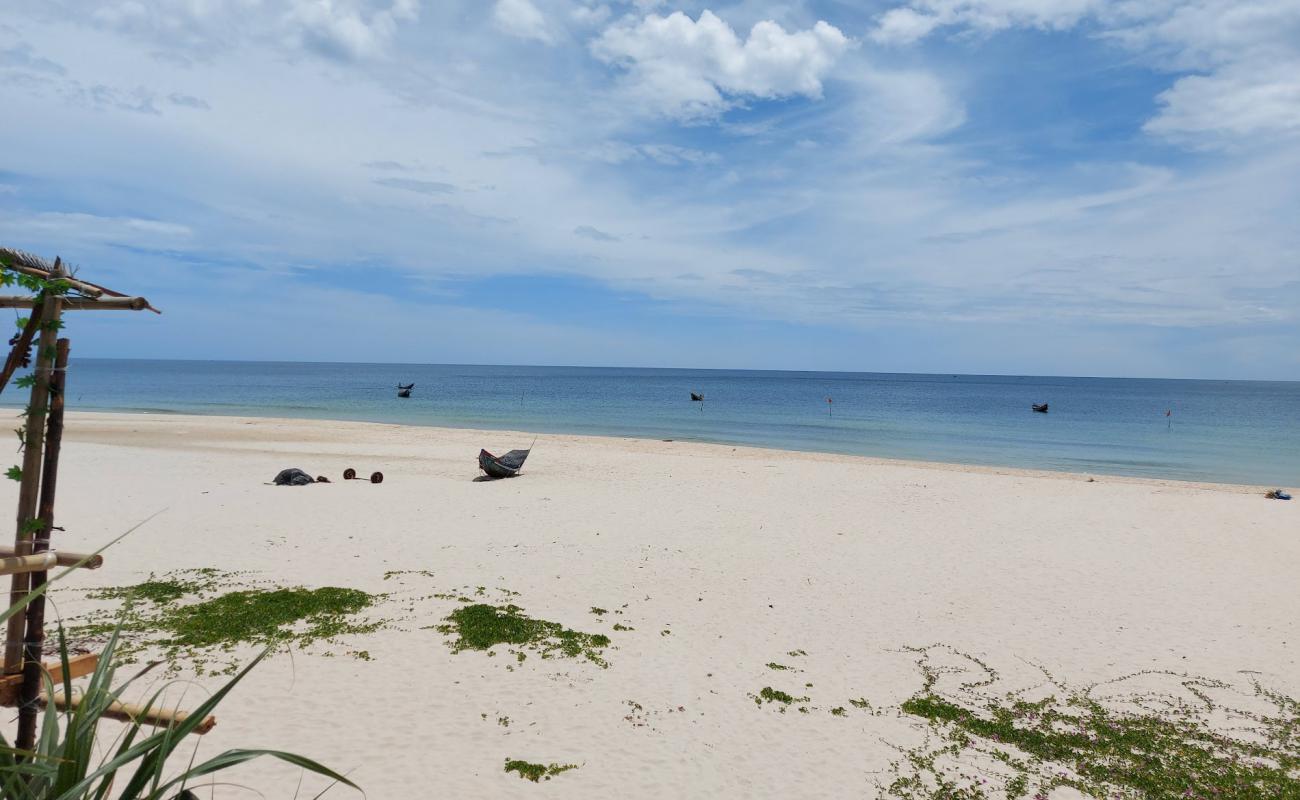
top-left (17, 337), bottom-right (68, 749)
top-left (0, 553), bottom-right (57, 576)
top-left (0, 546), bottom-right (102, 569)
top-left (5, 264), bottom-right (64, 674)
top-left (45, 692), bottom-right (217, 734)
top-left (0, 264), bottom-right (103, 298)
top-left (0, 296), bottom-right (153, 312)
top-left (0, 302), bottom-right (44, 397)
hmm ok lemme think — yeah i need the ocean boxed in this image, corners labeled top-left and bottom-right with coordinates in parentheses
top-left (12, 359), bottom-right (1299, 486)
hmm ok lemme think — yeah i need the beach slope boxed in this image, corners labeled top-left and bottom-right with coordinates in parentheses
top-left (13, 412), bottom-right (1297, 798)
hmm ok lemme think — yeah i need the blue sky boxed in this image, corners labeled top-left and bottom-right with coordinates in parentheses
top-left (1, 0), bottom-right (1297, 379)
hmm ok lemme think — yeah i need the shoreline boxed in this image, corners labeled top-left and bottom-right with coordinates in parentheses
top-left (63, 409), bottom-right (1278, 494)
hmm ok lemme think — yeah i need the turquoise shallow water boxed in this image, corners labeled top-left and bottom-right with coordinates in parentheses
top-left (13, 359), bottom-right (1300, 486)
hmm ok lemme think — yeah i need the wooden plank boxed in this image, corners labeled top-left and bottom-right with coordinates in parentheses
top-left (0, 546), bottom-right (102, 569)
top-left (0, 653), bottom-right (98, 706)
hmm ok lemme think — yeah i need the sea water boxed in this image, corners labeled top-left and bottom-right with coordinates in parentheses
top-left (12, 360), bottom-right (1299, 486)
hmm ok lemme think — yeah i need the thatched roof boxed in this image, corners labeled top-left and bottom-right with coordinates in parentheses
top-left (0, 247), bottom-right (160, 313)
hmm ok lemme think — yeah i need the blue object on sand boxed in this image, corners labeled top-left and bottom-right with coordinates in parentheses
top-left (1268, 489), bottom-right (1292, 500)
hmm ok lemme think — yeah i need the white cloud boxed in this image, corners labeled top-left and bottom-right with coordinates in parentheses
top-left (870, 0), bottom-right (1100, 43)
top-left (1, 211), bottom-right (192, 246)
top-left (285, 0), bottom-right (420, 60)
top-left (2, 1), bottom-right (1297, 376)
top-left (493, 0), bottom-right (555, 44)
top-left (1146, 60), bottom-right (1300, 145)
top-left (591, 10), bottom-right (851, 119)
top-left (81, 0), bottom-right (420, 61)
top-left (570, 3), bottom-right (611, 28)
top-left (871, 0), bottom-right (1300, 149)
top-left (870, 8), bottom-right (940, 45)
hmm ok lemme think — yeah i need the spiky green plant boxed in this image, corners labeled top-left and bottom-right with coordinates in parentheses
top-left (0, 550), bottom-right (358, 799)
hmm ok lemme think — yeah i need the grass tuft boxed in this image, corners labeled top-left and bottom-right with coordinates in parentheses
top-left (438, 603), bottom-right (612, 667)
top-left (883, 644), bottom-right (1300, 799)
top-left (504, 759), bottom-right (579, 782)
top-left (75, 570), bottom-right (383, 673)
top-left (754, 686), bottom-right (810, 707)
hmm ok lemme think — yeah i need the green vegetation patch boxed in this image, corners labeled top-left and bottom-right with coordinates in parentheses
top-left (884, 645), bottom-right (1300, 799)
top-left (753, 687), bottom-right (809, 707)
top-left (162, 587), bottom-right (375, 649)
top-left (75, 570), bottom-right (384, 673)
top-left (438, 603), bottom-right (612, 667)
top-left (504, 759), bottom-right (578, 782)
top-left (766, 662), bottom-right (789, 671)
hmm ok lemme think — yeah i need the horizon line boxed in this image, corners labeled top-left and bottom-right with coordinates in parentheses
top-left (66, 356), bottom-right (1299, 384)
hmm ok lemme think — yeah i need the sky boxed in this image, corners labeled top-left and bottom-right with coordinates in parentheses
top-left (0, 0), bottom-right (1297, 379)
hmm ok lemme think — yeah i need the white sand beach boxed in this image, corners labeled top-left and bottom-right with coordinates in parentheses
top-left (13, 411), bottom-right (1299, 798)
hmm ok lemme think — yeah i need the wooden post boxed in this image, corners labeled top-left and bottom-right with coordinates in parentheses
top-left (5, 262), bottom-right (64, 674)
top-left (16, 337), bottom-right (68, 750)
top-left (0, 303), bottom-right (44, 397)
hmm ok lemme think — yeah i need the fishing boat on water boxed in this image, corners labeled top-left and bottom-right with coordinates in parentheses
top-left (690, 392), bottom-right (704, 402)
top-left (1032, 403), bottom-right (1049, 413)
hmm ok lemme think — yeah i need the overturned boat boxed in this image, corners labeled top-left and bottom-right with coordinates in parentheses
top-left (478, 447), bottom-right (531, 479)
top-left (1032, 403), bottom-right (1049, 413)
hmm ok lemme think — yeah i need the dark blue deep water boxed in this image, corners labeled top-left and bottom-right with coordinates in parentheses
top-left (15, 360), bottom-right (1300, 486)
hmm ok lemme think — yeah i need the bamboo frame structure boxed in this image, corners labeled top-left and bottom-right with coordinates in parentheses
top-left (0, 653), bottom-right (97, 706)
top-left (46, 692), bottom-right (217, 734)
top-left (0, 246), bottom-right (192, 751)
top-left (6, 268), bottom-right (65, 672)
top-left (0, 553), bottom-right (58, 576)
top-left (0, 297), bottom-right (155, 312)
top-left (0, 545), bottom-right (103, 569)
